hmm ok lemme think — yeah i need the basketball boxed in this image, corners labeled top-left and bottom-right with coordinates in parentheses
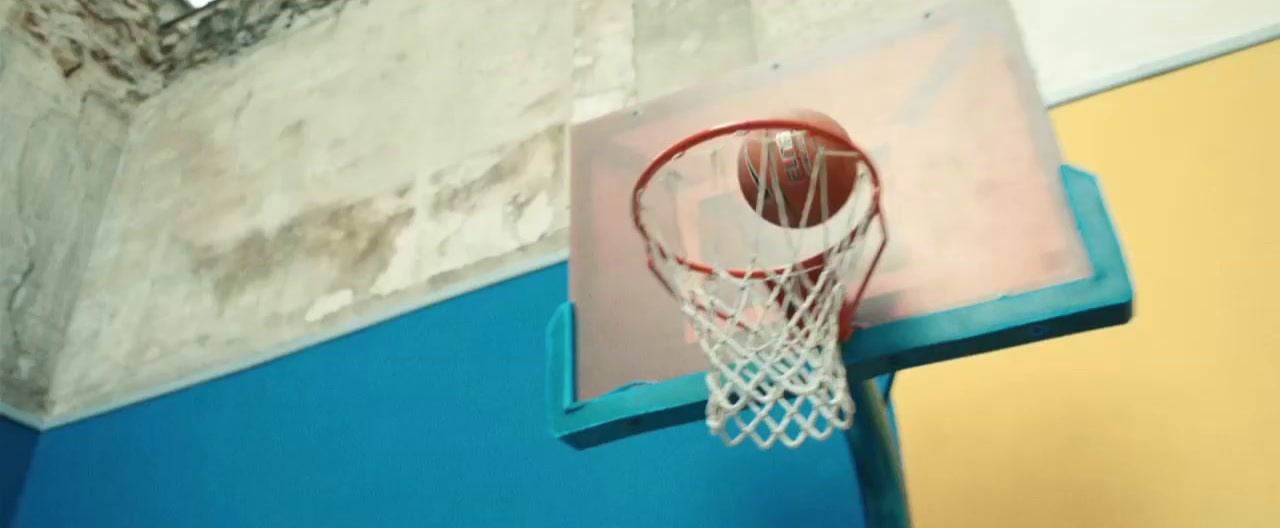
top-left (736, 109), bottom-right (860, 228)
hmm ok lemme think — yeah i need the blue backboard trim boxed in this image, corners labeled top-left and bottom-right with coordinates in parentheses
top-left (548, 165), bottom-right (1133, 449)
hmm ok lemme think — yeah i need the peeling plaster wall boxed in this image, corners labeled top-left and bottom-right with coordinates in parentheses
top-left (49, 0), bottom-right (575, 418)
top-left (10, 0), bottom-right (164, 105)
top-left (0, 0), bottom-right (138, 416)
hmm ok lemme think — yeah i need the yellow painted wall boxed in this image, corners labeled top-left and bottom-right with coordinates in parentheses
top-left (896, 39), bottom-right (1280, 527)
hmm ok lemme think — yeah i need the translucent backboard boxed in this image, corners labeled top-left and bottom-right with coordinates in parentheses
top-left (548, 0), bottom-right (1132, 449)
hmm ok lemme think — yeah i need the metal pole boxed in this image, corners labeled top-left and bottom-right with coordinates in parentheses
top-left (846, 377), bottom-right (912, 528)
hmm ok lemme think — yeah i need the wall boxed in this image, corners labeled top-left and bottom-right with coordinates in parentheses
top-left (0, 417), bottom-right (36, 528)
top-left (5, 35), bottom-right (1278, 528)
top-left (0, 0), bottom-right (151, 417)
top-left (894, 39), bottom-right (1280, 528)
top-left (11, 264), bottom-right (873, 528)
top-left (37, 0), bottom-right (1280, 426)
top-left (8, 0), bottom-right (164, 104)
top-left (47, 0), bottom-right (577, 422)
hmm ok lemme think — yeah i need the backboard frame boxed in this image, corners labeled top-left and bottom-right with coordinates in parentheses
top-left (547, 164), bottom-right (1132, 449)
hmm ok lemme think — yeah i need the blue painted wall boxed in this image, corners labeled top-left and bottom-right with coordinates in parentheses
top-left (11, 264), bottom-right (867, 528)
top-left (0, 416), bottom-right (36, 528)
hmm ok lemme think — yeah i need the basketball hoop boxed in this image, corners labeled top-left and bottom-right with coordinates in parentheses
top-left (631, 115), bottom-right (888, 449)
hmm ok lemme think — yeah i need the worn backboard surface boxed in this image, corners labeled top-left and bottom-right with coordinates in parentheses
top-left (549, 0), bottom-right (1132, 449)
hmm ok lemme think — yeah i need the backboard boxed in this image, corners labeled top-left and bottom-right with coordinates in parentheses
top-left (548, 0), bottom-right (1132, 449)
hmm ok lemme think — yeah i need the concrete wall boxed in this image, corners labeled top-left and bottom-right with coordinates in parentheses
top-left (0, 0), bottom-right (158, 418)
top-left (48, 0), bottom-right (576, 420)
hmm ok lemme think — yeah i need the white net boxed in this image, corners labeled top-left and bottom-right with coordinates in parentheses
top-left (635, 128), bottom-right (885, 449)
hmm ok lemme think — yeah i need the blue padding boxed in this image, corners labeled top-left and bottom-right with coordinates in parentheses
top-left (548, 165), bottom-right (1132, 448)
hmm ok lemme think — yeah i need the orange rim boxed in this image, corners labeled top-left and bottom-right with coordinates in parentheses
top-left (630, 118), bottom-right (889, 341)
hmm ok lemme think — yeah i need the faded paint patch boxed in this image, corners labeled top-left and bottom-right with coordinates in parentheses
top-left (421, 228), bottom-right (569, 292)
top-left (189, 195), bottom-right (415, 311)
top-left (428, 130), bottom-right (563, 222)
top-left (304, 288), bottom-right (354, 322)
top-left (368, 217), bottom-right (419, 297)
top-left (372, 126), bottom-right (568, 297)
top-left (420, 125), bottom-right (568, 270)
top-left (513, 191), bottom-right (554, 244)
